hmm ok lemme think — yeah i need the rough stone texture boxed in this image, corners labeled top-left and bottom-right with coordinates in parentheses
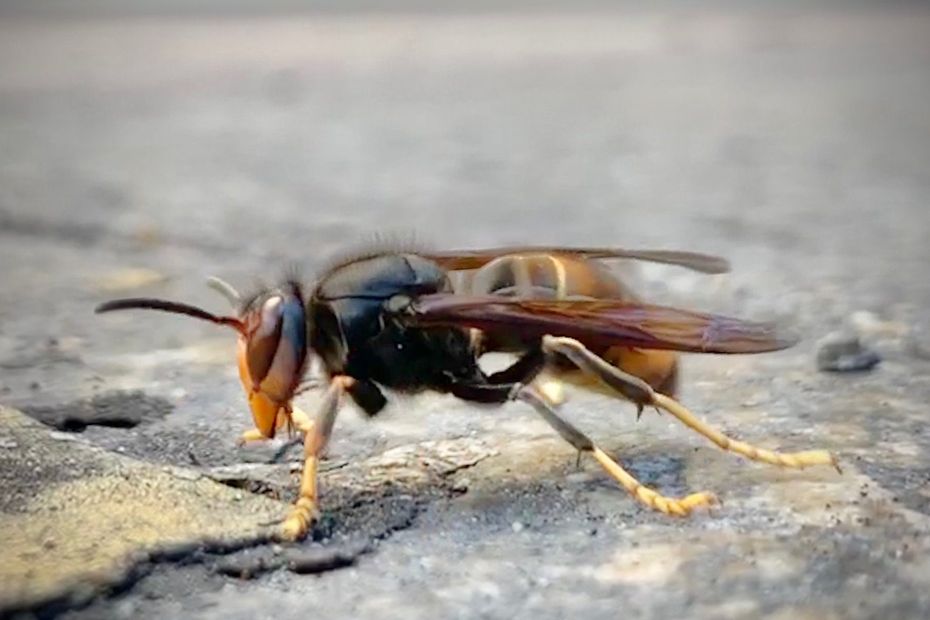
top-left (1, 2), bottom-right (930, 619)
top-left (0, 407), bottom-right (284, 614)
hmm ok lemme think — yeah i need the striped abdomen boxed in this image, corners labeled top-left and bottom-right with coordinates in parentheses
top-left (467, 253), bottom-right (678, 396)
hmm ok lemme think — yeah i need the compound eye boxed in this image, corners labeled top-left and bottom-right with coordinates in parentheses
top-left (237, 286), bottom-right (308, 437)
top-left (253, 290), bottom-right (308, 403)
top-left (245, 295), bottom-right (284, 388)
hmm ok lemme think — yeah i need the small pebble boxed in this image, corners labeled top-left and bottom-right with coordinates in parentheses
top-left (816, 331), bottom-right (881, 372)
top-left (740, 390), bottom-right (771, 407)
top-left (166, 466), bottom-right (202, 482)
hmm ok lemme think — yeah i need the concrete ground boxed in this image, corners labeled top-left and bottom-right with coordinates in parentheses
top-left (1, 2), bottom-right (930, 619)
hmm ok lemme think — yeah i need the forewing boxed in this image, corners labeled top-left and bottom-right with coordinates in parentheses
top-left (410, 294), bottom-right (796, 353)
top-left (423, 247), bottom-right (730, 274)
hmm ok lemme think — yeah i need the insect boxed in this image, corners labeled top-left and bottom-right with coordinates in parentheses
top-left (96, 245), bottom-right (838, 541)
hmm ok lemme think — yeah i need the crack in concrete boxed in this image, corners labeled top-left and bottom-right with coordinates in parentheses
top-left (1, 433), bottom-right (496, 619)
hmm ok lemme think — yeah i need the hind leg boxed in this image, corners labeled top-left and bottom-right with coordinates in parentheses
top-left (541, 336), bottom-right (839, 471)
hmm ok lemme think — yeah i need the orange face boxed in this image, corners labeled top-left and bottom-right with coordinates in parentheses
top-left (235, 290), bottom-right (309, 438)
top-left (94, 279), bottom-right (309, 438)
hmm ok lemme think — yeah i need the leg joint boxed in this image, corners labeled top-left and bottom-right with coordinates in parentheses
top-left (543, 336), bottom-right (655, 406)
top-left (515, 386), bottom-right (594, 452)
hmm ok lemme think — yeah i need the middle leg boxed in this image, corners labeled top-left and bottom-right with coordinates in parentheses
top-left (448, 375), bottom-right (716, 517)
top-left (515, 385), bottom-right (717, 516)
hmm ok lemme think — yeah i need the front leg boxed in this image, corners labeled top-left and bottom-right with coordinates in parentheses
top-left (237, 405), bottom-right (314, 446)
top-left (237, 427), bottom-right (269, 446)
top-left (280, 376), bottom-right (354, 542)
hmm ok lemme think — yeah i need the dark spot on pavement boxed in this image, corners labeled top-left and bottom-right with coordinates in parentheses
top-left (22, 390), bottom-right (173, 432)
top-left (623, 454), bottom-right (688, 496)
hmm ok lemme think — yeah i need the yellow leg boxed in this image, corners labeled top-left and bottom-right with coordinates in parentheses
top-left (289, 405), bottom-right (314, 433)
top-left (238, 405), bottom-right (314, 445)
top-left (516, 386), bottom-right (716, 518)
top-left (281, 455), bottom-right (319, 541)
top-left (237, 427), bottom-right (268, 446)
top-left (537, 378), bottom-right (566, 407)
top-left (651, 393), bottom-right (840, 472)
top-left (541, 335), bottom-right (839, 473)
top-left (591, 447), bottom-right (717, 517)
top-left (278, 376), bottom-right (353, 542)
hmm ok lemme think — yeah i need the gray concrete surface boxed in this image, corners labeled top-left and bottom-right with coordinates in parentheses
top-left (0, 406), bottom-right (284, 614)
top-left (1, 2), bottom-right (930, 619)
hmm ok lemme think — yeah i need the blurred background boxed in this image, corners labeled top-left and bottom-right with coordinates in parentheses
top-left (2, 0), bottom-right (929, 402)
top-left (1, 1), bottom-right (930, 619)
top-left (2, 0), bottom-right (928, 382)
